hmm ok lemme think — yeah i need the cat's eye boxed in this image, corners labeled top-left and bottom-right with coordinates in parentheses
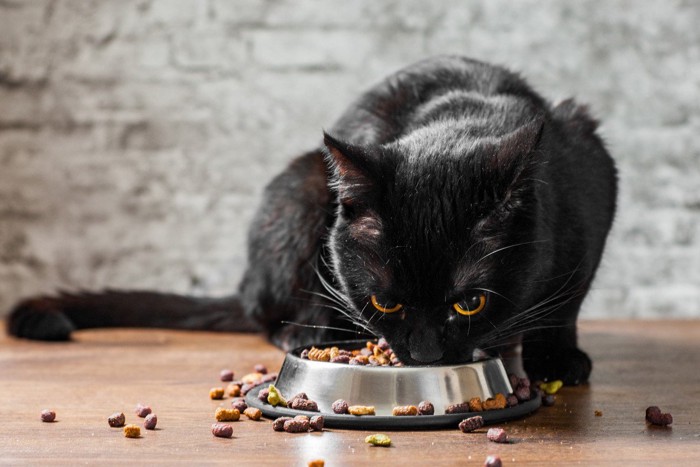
top-left (370, 295), bottom-right (403, 313)
top-left (453, 292), bottom-right (487, 316)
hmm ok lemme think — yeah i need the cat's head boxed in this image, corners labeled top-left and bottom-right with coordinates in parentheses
top-left (323, 118), bottom-right (549, 365)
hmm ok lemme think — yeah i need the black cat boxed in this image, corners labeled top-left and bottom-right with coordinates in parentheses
top-left (7, 56), bottom-right (617, 385)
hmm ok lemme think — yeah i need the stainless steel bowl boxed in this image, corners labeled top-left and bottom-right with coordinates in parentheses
top-left (246, 340), bottom-right (540, 429)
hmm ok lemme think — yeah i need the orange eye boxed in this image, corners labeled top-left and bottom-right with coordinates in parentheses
top-left (453, 292), bottom-right (487, 316)
top-left (370, 295), bottom-right (403, 313)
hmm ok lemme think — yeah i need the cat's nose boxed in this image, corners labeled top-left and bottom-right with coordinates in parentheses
top-left (408, 327), bottom-right (445, 363)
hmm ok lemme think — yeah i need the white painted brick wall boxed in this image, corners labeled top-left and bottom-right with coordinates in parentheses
top-left (1, 0), bottom-right (699, 318)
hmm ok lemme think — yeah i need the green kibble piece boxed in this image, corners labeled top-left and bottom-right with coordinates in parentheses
top-left (365, 433), bottom-right (391, 447)
top-left (267, 384), bottom-right (287, 407)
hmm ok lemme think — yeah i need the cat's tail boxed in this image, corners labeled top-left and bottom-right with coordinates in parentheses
top-left (6, 289), bottom-right (261, 341)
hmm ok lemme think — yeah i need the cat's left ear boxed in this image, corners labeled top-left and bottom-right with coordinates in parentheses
top-left (323, 132), bottom-right (379, 206)
top-left (493, 116), bottom-right (545, 171)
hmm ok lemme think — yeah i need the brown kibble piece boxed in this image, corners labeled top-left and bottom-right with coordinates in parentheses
top-left (348, 405), bottom-right (375, 416)
top-left (445, 402), bottom-right (470, 414)
top-left (254, 364), bottom-right (268, 375)
top-left (645, 406), bottom-right (673, 426)
top-left (458, 415), bottom-right (484, 433)
top-left (123, 424), bottom-right (141, 438)
top-left (283, 418), bottom-right (310, 433)
top-left (231, 398), bottom-right (248, 412)
top-left (418, 401), bottom-right (435, 415)
top-left (215, 407), bottom-right (240, 422)
top-left (209, 388), bottom-right (225, 400)
top-left (309, 415), bottom-right (324, 431)
top-left (272, 416), bottom-right (293, 431)
top-left (243, 407), bottom-right (262, 421)
top-left (135, 404), bottom-right (152, 418)
top-left (290, 398), bottom-right (319, 412)
top-left (392, 405), bottom-right (419, 416)
top-left (108, 412), bottom-right (125, 427)
top-left (307, 347), bottom-right (331, 362)
top-left (40, 409), bottom-right (56, 423)
top-left (332, 399), bottom-right (349, 414)
top-left (143, 414), bottom-right (157, 430)
top-left (211, 423), bottom-right (233, 438)
top-left (486, 427), bottom-right (509, 443)
top-left (484, 455), bottom-right (503, 467)
top-left (308, 460), bottom-right (325, 467)
top-left (220, 369), bottom-right (234, 382)
top-left (242, 372), bottom-right (264, 385)
top-left (258, 388), bottom-right (271, 403)
top-left (594, 410), bottom-right (603, 417)
top-left (227, 383), bottom-right (242, 397)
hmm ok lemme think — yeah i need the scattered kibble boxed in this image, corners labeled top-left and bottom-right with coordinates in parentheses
top-left (365, 433), bottom-right (391, 447)
top-left (254, 364), bottom-right (268, 375)
top-left (215, 407), bottom-right (240, 422)
top-left (309, 415), bottom-right (324, 431)
top-left (227, 383), bottom-right (242, 397)
top-left (135, 404), bottom-right (152, 418)
top-left (242, 372), bottom-right (264, 385)
top-left (506, 394), bottom-right (519, 407)
top-left (468, 397), bottom-right (483, 412)
top-left (594, 410), bottom-right (603, 417)
top-left (243, 407), bottom-right (262, 421)
top-left (482, 394), bottom-right (507, 411)
top-left (123, 424), bottom-right (141, 438)
top-left (272, 416), bottom-right (293, 431)
top-left (209, 388), bottom-right (225, 400)
top-left (392, 405), bottom-right (419, 416)
top-left (108, 412), bottom-right (125, 428)
top-left (539, 380), bottom-right (564, 395)
top-left (483, 455), bottom-right (503, 467)
top-left (143, 414), bottom-right (158, 430)
top-left (417, 401), bottom-right (434, 415)
top-left (308, 460), bottom-right (325, 467)
top-left (445, 402), bottom-right (470, 414)
top-left (301, 340), bottom-right (402, 366)
top-left (458, 415), bottom-right (484, 433)
top-left (211, 423), bottom-right (233, 438)
top-left (290, 397), bottom-right (319, 412)
top-left (40, 409), bottom-right (56, 423)
top-left (267, 385), bottom-right (287, 407)
top-left (645, 406), bottom-right (673, 426)
top-left (261, 373), bottom-right (278, 384)
top-left (258, 388), bottom-right (271, 403)
top-left (231, 398), bottom-right (248, 412)
top-left (348, 405), bottom-right (376, 416)
top-left (291, 392), bottom-right (308, 401)
top-left (332, 399), bottom-right (349, 414)
top-left (486, 427), bottom-right (509, 443)
top-left (283, 417), bottom-right (310, 433)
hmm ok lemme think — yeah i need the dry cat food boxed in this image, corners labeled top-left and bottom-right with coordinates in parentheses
top-left (283, 416), bottom-right (310, 433)
top-left (301, 338), bottom-right (402, 367)
top-left (309, 415), bottom-right (324, 431)
top-left (243, 407), bottom-right (262, 421)
top-left (220, 369), bottom-right (234, 382)
top-left (231, 398), bottom-right (248, 412)
top-left (539, 380), bottom-right (563, 395)
top-left (482, 393), bottom-right (507, 411)
top-left (417, 401), bottom-right (434, 415)
top-left (108, 412), bottom-right (126, 427)
top-left (254, 364), bottom-right (268, 375)
top-left (258, 387), bottom-right (270, 403)
top-left (332, 399), bottom-right (349, 414)
top-left (211, 423), bottom-right (233, 438)
top-left (486, 427), bottom-right (508, 443)
top-left (392, 405), bottom-right (419, 416)
top-left (227, 383), bottom-right (242, 397)
top-left (40, 409), bottom-right (56, 423)
top-left (468, 397), bottom-right (483, 412)
top-left (447, 395), bottom-right (510, 414)
top-left (645, 406), bottom-right (673, 426)
top-left (123, 424), bottom-right (141, 438)
top-left (267, 385), bottom-right (287, 407)
top-left (215, 407), bottom-right (240, 422)
top-left (272, 416), bottom-right (293, 432)
top-left (542, 394), bottom-right (556, 406)
top-left (308, 460), bottom-right (325, 467)
top-left (209, 388), bottom-right (225, 400)
top-left (135, 404), bottom-right (152, 418)
top-left (365, 433), bottom-right (392, 447)
top-left (594, 410), bottom-right (603, 417)
top-left (143, 413), bottom-right (158, 430)
top-left (458, 415), bottom-right (484, 433)
top-left (445, 402), bottom-right (471, 414)
top-left (348, 405), bottom-right (376, 416)
top-left (290, 397), bottom-right (319, 412)
top-left (483, 455), bottom-right (502, 467)
top-left (509, 374), bottom-right (532, 402)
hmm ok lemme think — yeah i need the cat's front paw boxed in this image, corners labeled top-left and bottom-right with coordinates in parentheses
top-left (7, 297), bottom-right (75, 341)
top-left (523, 346), bottom-right (592, 385)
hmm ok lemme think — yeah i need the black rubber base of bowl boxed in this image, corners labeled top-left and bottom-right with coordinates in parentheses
top-left (245, 385), bottom-right (541, 430)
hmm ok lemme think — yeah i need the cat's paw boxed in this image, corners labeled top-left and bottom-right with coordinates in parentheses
top-left (523, 346), bottom-right (592, 385)
top-left (7, 297), bottom-right (75, 340)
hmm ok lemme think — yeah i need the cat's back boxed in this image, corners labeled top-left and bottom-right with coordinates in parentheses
top-left (331, 55), bottom-right (546, 145)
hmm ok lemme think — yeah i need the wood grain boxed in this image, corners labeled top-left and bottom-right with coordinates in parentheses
top-left (1, 320), bottom-right (699, 465)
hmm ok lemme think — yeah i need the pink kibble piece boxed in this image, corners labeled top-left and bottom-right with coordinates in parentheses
top-left (135, 404), bottom-right (152, 418)
top-left (143, 413), bottom-right (158, 430)
top-left (486, 427), bottom-right (509, 443)
top-left (220, 369), bottom-right (234, 382)
top-left (41, 409), bottom-right (56, 423)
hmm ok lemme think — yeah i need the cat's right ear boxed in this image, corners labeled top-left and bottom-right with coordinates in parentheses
top-left (322, 132), bottom-right (378, 209)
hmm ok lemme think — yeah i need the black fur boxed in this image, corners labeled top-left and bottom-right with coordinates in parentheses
top-left (7, 56), bottom-right (617, 385)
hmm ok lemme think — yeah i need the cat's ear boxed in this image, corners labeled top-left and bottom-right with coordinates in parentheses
top-left (323, 132), bottom-right (378, 208)
top-left (493, 116), bottom-right (545, 172)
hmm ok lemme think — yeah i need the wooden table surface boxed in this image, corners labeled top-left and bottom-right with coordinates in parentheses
top-left (1, 320), bottom-right (699, 466)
